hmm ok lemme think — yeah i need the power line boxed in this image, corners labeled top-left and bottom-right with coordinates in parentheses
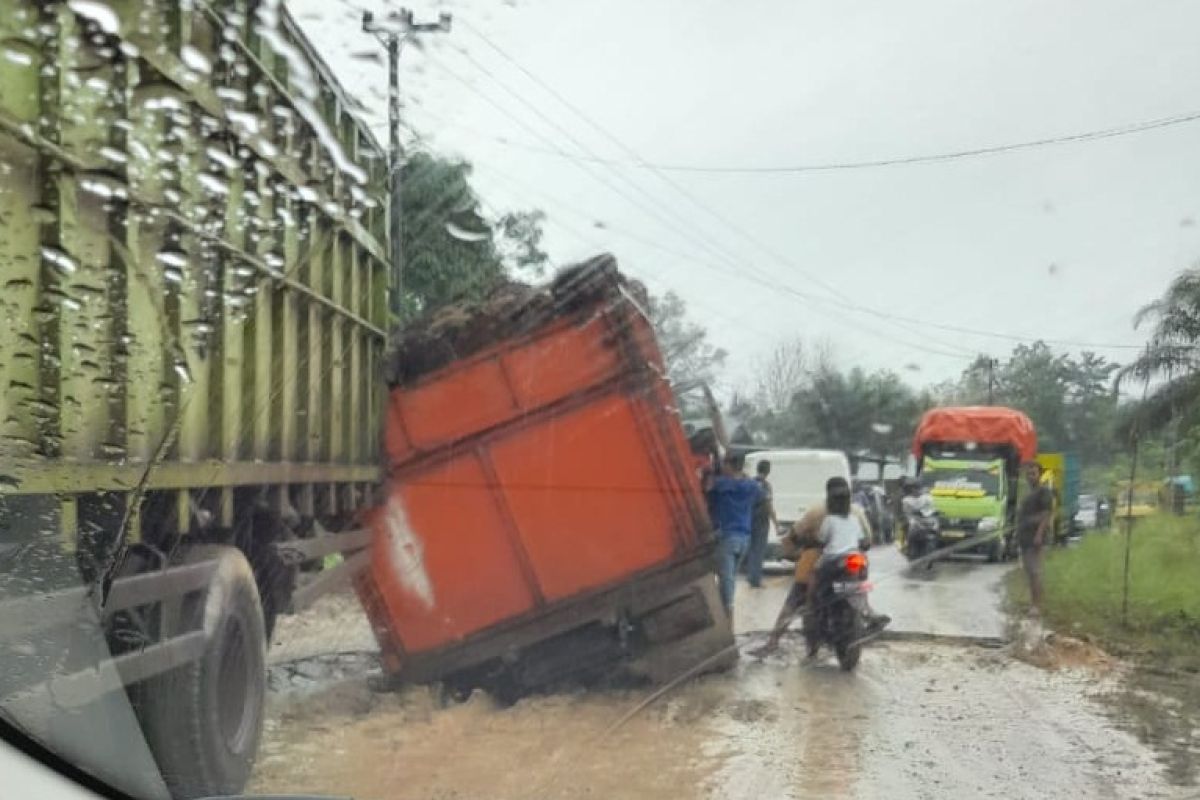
top-left (455, 106), bottom-right (1200, 174)
top-left (452, 22), bottom-right (985, 359)
top-left (474, 160), bottom-right (978, 362)
top-left (455, 21), bottom-right (1145, 354)
top-left (429, 44), bottom-right (807, 298)
top-left (420, 45), bottom-right (960, 365)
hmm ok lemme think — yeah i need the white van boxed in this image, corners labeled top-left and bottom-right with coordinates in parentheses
top-left (743, 449), bottom-right (853, 556)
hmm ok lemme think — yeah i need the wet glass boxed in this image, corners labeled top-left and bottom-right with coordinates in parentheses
top-left (2, 1), bottom-right (1198, 799)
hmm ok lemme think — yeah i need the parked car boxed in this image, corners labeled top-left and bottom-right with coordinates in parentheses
top-left (1075, 494), bottom-right (1100, 529)
top-left (744, 449), bottom-right (853, 559)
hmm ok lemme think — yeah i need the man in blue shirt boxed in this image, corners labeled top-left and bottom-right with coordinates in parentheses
top-left (706, 453), bottom-right (763, 618)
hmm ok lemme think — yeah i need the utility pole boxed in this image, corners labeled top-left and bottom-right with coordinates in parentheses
top-left (362, 9), bottom-right (452, 318)
top-left (984, 357), bottom-right (999, 404)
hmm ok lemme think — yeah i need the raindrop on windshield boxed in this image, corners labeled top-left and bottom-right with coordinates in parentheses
top-left (41, 246), bottom-right (79, 275)
top-left (2, 48), bottom-right (33, 66)
top-left (66, 0), bottom-right (120, 35)
top-left (181, 45), bottom-right (213, 76)
top-left (445, 221), bottom-right (490, 242)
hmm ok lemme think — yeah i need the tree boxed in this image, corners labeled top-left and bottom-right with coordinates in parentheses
top-left (937, 341), bottom-right (1120, 471)
top-left (739, 341), bottom-right (929, 462)
top-left (1121, 267), bottom-right (1200, 435)
top-left (753, 338), bottom-right (809, 412)
top-left (400, 151), bottom-right (548, 314)
top-left (495, 210), bottom-right (550, 280)
top-left (647, 291), bottom-right (728, 401)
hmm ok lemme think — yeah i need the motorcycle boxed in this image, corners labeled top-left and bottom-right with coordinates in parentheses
top-left (903, 495), bottom-right (940, 567)
top-left (805, 549), bottom-right (875, 671)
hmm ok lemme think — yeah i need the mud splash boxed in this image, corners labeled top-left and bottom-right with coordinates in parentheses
top-left (251, 639), bottom-right (1178, 800)
top-left (251, 679), bottom-right (721, 800)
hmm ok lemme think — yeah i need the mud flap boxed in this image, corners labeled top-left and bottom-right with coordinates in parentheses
top-left (623, 577), bottom-right (736, 684)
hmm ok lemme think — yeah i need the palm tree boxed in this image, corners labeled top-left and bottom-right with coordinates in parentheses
top-left (1120, 267), bottom-right (1200, 433)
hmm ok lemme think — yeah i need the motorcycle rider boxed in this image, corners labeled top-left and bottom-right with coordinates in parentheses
top-left (900, 476), bottom-right (937, 566)
top-left (752, 477), bottom-right (888, 656)
top-left (806, 477), bottom-right (868, 609)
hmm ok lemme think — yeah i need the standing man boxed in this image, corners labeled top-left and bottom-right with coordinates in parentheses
top-left (1017, 462), bottom-right (1054, 614)
top-left (745, 459), bottom-right (777, 588)
top-left (706, 453), bottom-right (762, 619)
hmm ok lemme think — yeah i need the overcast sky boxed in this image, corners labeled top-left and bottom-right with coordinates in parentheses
top-left (289, 0), bottom-right (1200, 391)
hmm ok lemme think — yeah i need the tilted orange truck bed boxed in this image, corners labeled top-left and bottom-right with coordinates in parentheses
top-left (355, 259), bottom-right (731, 689)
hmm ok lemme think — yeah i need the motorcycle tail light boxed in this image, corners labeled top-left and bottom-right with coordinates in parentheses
top-left (844, 552), bottom-right (867, 575)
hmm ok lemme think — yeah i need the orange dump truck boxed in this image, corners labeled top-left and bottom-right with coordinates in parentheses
top-left (354, 257), bottom-right (735, 696)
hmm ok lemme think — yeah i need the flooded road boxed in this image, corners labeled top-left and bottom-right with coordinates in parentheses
top-left (251, 546), bottom-right (1193, 799)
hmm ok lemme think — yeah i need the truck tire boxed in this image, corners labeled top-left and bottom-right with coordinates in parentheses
top-left (133, 545), bottom-right (267, 799)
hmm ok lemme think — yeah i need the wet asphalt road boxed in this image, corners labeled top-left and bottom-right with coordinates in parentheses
top-left (741, 544), bottom-right (1009, 641)
top-left (253, 545), bottom-right (1191, 800)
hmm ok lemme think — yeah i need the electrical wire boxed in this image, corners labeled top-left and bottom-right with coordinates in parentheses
top-left (425, 40), bottom-right (984, 361)
top-left (454, 105), bottom-right (1200, 174)
top-left (474, 159), bottom-right (977, 362)
top-left (455, 21), bottom-right (1145, 354)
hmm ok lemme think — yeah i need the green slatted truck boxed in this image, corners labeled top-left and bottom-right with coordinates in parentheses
top-left (0, 2), bottom-right (388, 796)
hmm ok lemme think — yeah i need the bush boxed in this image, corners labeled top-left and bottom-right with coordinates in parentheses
top-left (1010, 516), bottom-right (1200, 666)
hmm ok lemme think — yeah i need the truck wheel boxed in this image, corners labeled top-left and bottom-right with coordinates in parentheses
top-left (133, 545), bottom-right (267, 799)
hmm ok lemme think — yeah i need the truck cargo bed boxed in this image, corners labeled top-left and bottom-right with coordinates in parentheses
top-left (356, 257), bottom-right (733, 692)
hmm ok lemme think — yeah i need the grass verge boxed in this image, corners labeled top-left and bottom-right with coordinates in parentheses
top-left (1007, 515), bottom-right (1200, 671)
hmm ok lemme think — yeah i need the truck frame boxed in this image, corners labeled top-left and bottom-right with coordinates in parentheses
top-left (1, 2), bottom-right (387, 796)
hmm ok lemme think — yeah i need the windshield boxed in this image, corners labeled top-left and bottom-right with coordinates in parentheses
top-left (921, 461), bottom-right (1003, 498)
top-left (923, 469), bottom-right (1001, 498)
top-left (2, 2), bottom-right (1198, 799)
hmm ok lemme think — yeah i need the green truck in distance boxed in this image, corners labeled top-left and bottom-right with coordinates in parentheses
top-left (920, 456), bottom-right (1008, 560)
top-left (912, 406), bottom-right (1082, 562)
top-left (912, 406), bottom-right (1040, 562)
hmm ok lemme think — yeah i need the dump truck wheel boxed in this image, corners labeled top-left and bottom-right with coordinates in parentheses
top-left (134, 545), bottom-right (267, 799)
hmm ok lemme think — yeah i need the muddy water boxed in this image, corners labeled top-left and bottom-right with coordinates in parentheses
top-left (253, 548), bottom-right (1192, 799)
top-left (252, 640), bottom-right (1183, 799)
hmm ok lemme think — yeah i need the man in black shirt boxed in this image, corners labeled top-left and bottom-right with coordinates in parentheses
top-left (1016, 462), bottom-right (1054, 613)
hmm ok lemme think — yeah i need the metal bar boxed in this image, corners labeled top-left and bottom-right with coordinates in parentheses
top-left (475, 447), bottom-right (546, 607)
top-left (123, 24), bottom-right (389, 266)
top-left (291, 549), bottom-right (371, 612)
top-left (199, 1), bottom-right (386, 158)
top-left (348, 247), bottom-right (363, 463)
top-left (0, 110), bottom-right (386, 340)
top-left (104, 560), bottom-right (217, 613)
top-left (397, 552), bottom-right (713, 684)
top-left (4, 631), bottom-right (208, 711)
top-left (329, 237), bottom-right (346, 462)
top-left (275, 528), bottom-right (372, 561)
top-left (0, 560), bottom-right (218, 641)
top-left (1, 460), bottom-right (380, 495)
